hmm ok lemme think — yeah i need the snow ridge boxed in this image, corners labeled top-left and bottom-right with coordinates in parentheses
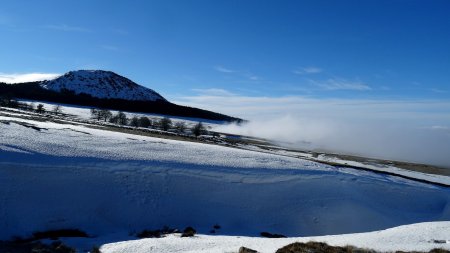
top-left (40, 70), bottom-right (166, 101)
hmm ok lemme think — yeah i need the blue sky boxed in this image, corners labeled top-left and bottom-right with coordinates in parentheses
top-left (1, 0), bottom-right (450, 164)
top-left (1, 0), bottom-right (449, 100)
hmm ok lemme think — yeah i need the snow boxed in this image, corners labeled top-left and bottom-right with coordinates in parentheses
top-left (18, 100), bottom-right (224, 128)
top-left (239, 144), bottom-right (450, 186)
top-left (99, 222), bottom-right (450, 252)
top-left (40, 70), bottom-right (166, 101)
top-left (1, 113), bottom-right (450, 252)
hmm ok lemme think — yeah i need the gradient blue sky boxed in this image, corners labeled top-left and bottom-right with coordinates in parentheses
top-left (1, 0), bottom-right (450, 165)
top-left (1, 0), bottom-right (449, 101)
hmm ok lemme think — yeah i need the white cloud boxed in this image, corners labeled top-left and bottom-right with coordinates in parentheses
top-left (310, 78), bottom-right (371, 91)
top-left (431, 88), bottom-right (447, 93)
top-left (172, 90), bottom-right (450, 167)
top-left (429, 125), bottom-right (450, 131)
top-left (214, 66), bottom-right (235, 73)
top-left (293, 67), bottom-right (323, 75)
top-left (0, 73), bottom-right (61, 83)
top-left (191, 88), bottom-right (237, 97)
top-left (43, 24), bottom-right (91, 32)
top-left (246, 74), bottom-right (261, 81)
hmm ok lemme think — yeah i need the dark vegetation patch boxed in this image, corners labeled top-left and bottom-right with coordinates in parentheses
top-left (0, 240), bottom-right (76, 253)
top-left (181, 226), bottom-right (196, 237)
top-left (239, 246), bottom-right (258, 253)
top-left (275, 242), bottom-right (450, 253)
top-left (32, 229), bottom-right (89, 241)
top-left (275, 242), bottom-right (375, 253)
top-left (11, 229), bottom-right (89, 243)
top-left (136, 226), bottom-right (179, 238)
top-left (260, 231), bottom-right (287, 238)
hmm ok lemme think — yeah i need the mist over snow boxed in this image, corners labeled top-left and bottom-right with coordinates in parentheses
top-left (174, 93), bottom-right (450, 168)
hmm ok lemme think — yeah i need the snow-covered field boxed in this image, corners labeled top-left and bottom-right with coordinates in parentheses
top-left (99, 222), bottom-right (450, 253)
top-left (1, 112), bottom-right (450, 252)
top-left (19, 99), bottom-right (223, 128)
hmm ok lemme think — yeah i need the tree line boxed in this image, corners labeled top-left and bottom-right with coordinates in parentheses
top-left (90, 109), bottom-right (207, 136)
top-left (0, 96), bottom-right (63, 115)
top-left (0, 81), bottom-right (242, 122)
top-left (1, 96), bottom-right (208, 137)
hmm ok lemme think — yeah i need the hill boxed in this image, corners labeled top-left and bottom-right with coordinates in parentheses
top-left (0, 70), bottom-right (242, 122)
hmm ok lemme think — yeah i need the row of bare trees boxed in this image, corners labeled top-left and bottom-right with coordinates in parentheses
top-left (90, 109), bottom-right (206, 136)
top-left (0, 97), bottom-right (63, 115)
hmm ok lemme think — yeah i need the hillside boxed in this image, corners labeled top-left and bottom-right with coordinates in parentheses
top-left (0, 70), bottom-right (242, 122)
top-left (1, 109), bottom-right (449, 252)
top-left (40, 70), bottom-right (166, 101)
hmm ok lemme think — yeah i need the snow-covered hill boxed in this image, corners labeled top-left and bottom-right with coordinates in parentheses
top-left (40, 70), bottom-right (166, 101)
top-left (0, 112), bottom-right (449, 252)
top-left (100, 222), bottom-right (450, 253)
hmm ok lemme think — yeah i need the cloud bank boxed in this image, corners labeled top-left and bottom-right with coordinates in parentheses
top-left (0, 73), bottom-right (61, 83)
top-left (173, 92), bottom-right (450, 167)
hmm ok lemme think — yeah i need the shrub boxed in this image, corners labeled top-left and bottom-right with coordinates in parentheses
top-left (275, 241), bottom-right (375, 253)
top-left (260, 231), bottom-right (286, 238)
top-left (181, 226), bottom-right (196, 237)
top-left (136, 229), bottom-right (162, 238)
top-left (136, 226), bottom-right (178, 238)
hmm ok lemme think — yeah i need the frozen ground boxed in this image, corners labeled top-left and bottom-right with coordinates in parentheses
top-left (1, 112), bottom-right (450, 252)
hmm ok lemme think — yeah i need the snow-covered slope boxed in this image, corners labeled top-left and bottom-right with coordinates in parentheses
top-left (40, 70), bottom-right (166, 101)
top-left (100, 222), bottom-right (450, 253)
top-left (1, 113), bottom-right (449, 251)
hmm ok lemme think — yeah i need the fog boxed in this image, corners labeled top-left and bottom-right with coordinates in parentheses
top-left (174, 94), bottom-right (450, 168)
top-left (214, 115), bottom-right (450, 168)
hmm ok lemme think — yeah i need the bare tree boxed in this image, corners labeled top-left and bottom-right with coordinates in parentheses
top-left (192, 122), bottom-right (206, 137)
top-left (174, 121), bottom-right (186, 133)
top-left (98, 109), bottom-right (112, 122)
top-left (116, 111), bottom-right (128, 125)
top-left (138, 116), bottom-right (151, 128)
top-left (36, 104), bottom-right (45, 114)
top-left (158, 117), bottom-right (172, 131)
top-left (130, 116), bottom-right (139, 127)
top-left (52, 105), bottom-right (62, 115)
top-left (90, 108), bottom-right (100, 120)
top-left (91, 108), bottom-right (112, 122)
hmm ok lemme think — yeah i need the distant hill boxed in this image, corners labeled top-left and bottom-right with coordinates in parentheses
top-left (41, 70), bottom-right (166, 101)
top-left (0, 70), bottom-right (242, 122)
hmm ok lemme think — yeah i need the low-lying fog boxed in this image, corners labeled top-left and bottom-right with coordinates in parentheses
top-left (175, 94), bottom-right (450, 168)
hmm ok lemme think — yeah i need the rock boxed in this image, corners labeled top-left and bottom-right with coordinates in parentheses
top-left (239, 246), bottom-right (258, 253)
